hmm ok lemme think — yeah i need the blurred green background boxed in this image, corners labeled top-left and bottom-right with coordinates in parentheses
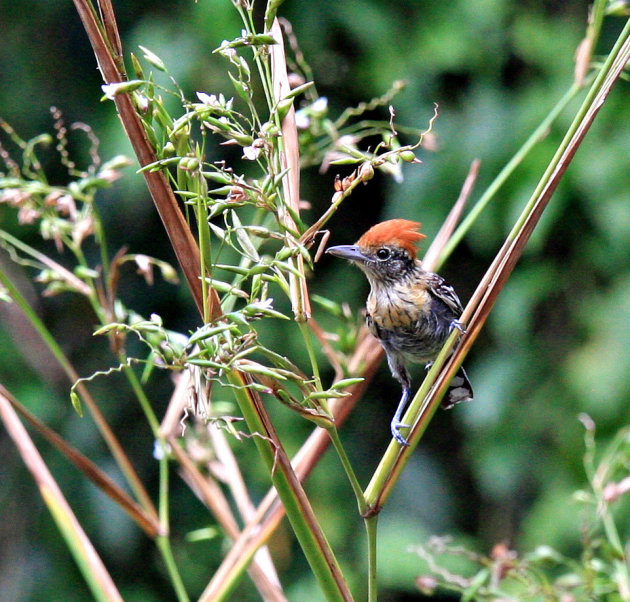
top-left (2, 0), bottom-right (630, 600)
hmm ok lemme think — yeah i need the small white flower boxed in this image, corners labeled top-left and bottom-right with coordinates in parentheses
top-left (218, 41), bottom-right (237, 60)
top-left (135, 254), bottom-right (151, 272)
top-left (101, 83), bottom-right (121, 100)
top-left (243, 145), bottom-right (262, 160)
top-left (135, 93), bottom-right (149, 113)
top-left (197, 92), bottom-right (218, 106)
top-left (295, 110), bottom-right (310, 129)
top-left (310, 97), bottom-right (328, 116)
top-left (250, 298), bottom-right (274, 312)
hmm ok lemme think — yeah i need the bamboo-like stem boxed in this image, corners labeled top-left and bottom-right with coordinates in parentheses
top-left (0, 386), bottom-right (123, 602)
top-left (198, 370), bottom-right (353, 602)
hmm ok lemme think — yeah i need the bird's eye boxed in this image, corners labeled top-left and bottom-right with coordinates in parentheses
top-left (376, 248), bottom-right (390, 261)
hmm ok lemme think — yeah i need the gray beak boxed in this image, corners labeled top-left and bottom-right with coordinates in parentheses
top-left (325, 244), bottom-right (371, 263)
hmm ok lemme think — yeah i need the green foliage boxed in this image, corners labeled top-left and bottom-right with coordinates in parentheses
top-left (411, 420), bottom-right (630, 600)
top-left (2, 1), bottom-right (630, 601)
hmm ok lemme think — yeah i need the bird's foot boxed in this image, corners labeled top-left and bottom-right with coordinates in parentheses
top-left (450, 319), bottom-right (467, 335)
top-left (391, 419), bottom-right (411, 446)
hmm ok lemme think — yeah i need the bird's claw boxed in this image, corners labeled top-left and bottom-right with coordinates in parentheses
top-left (450, 319), bottom-right (467, 335)
top-left (391, 420), bottom-right (411, 446)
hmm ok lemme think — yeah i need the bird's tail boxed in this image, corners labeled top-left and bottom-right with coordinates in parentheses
top-left (441, 365), bottom-right (473, 409)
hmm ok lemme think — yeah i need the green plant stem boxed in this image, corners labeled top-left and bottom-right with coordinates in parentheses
top-left (301, 321), bottom-right (366, 515)
top-left (156, 454), bottom-right (190, 602)
top-left (121, 361), bottom-right (161, 435)
top-left (364, 515), bottom-right (378, 602)
top-left (325, 426), bottom-right (366, 515)
top-left (221, 370), bottom-right (353, 602)
top-left (155, 537), bottom-right (189, 602)
top-left (91, 201), bottom-right (111, 277)
top-left (299, 321), bottom-right (322, 390)
top-left (120, 359), bottom-right (189, 599)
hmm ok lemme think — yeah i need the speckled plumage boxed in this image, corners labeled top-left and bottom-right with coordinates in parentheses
top-left (326, 219), bottom-right (473, 445)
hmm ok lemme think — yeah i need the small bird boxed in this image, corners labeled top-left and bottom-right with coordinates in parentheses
top-left (326, 219), bottom-right (473, 446)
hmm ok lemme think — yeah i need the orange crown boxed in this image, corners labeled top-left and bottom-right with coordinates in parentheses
top-left (357, 219), bottom-right (426, 258)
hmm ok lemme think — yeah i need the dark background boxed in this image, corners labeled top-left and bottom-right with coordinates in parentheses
top-left (2, 1), bottom-right (630, 599)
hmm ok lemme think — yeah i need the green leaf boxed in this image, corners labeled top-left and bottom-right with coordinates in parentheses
top-left (138, 45), bottom-right (166, 71)
top-left (330, 377), bottom-right (364, 390)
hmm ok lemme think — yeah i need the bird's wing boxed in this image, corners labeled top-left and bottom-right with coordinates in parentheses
top-left (425, 272), bottom-right (464, 316)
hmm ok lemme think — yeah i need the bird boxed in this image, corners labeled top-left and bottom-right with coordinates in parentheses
top-left (326, 218), bottom-right (473, 446)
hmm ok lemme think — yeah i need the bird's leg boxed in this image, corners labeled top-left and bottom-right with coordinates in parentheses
top-left (386, 353), bottom-right (413, 446)
top-left (391, 386), bottom-right (411, 446)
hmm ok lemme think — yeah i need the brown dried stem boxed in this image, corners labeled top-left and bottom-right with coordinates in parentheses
top-left (73, 0), bottom-right (216, 317)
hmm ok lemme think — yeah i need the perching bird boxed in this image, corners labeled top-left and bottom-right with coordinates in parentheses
top-left (326, 219), bottom-right (473, 446)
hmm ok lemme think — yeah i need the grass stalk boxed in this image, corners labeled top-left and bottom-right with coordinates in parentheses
top-left (0, 265), bottom-right (156, 515)
top-left (198, 370), bottom-right (353, 602)
top-left (0, 386), bottom-right (123, 602)
top-left (365, 515), bottom-right (378, 602)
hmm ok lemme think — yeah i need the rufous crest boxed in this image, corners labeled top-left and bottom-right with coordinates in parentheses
top-left (357, 219), bottom-right (426, 258)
